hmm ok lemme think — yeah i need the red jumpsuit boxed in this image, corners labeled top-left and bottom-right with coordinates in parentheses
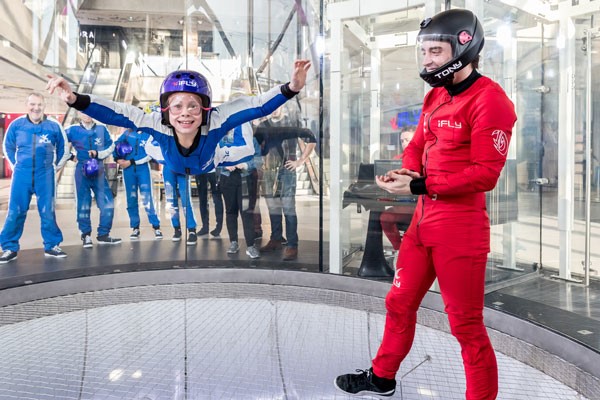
top-left (372, 74), bottom-right (517, 400)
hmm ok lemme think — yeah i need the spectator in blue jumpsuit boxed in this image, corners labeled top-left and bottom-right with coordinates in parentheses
top-left (0, 92), bottom-right (70, 263)
top-left (114, 128), bottom-right (162, 240)
top-left (65, 112), bottom-right (121, 247)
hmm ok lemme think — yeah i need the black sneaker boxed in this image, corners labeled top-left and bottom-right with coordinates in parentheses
top-left (45, 246), bottom-right (67, 258)
top-left (210, 228), bottom-right (221, 238)
top-left (172, 228), bottom-right (182, 242)
top-left (130, 227), bottom-right (140, 240)
top-left (197, 226), bottom-right (209, 236)
top-left (334, 368), bottom-right (396, 397)
top-left (187, 230), bottom-right (197, 245)
top-left (0, 250), bottom-right (17, 264)
top-left (82, 233), bottom-right (93, 248)
top-left (154, 229), bottom-right (163, 240)
top-left (97, 235), bottom-right (122, 245)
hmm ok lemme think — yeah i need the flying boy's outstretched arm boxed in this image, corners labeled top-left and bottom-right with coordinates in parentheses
top-left (288, 60), bottom-right (311, 92)
top-left (45, 74), bottom-right (76, 104)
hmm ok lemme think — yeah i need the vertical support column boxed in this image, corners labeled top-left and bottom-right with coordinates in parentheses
top-left (502, 24), bottom-right (519, 271)
top-left (370, 48), bottom-right (381, 162)
top-left (329, 18), bottom-right (343, 274)
top-left (554, 17), bottom-right (579, 282)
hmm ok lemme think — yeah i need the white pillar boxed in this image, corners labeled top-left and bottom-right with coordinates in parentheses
top-left (556, 16), bottom-right (576, 281)
top-left (329, 18), bottom-right (343, 274)
top-left (370, 48), bottom-right (381, 162)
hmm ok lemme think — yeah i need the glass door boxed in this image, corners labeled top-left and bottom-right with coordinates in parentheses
top-left (478, 3), bottom-right (548, 290)
top-left (572, 21), bottom-right (600, 285)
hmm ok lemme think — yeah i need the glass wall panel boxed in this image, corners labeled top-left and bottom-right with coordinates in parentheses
top-left (0, 0), bottom-right (322, 271)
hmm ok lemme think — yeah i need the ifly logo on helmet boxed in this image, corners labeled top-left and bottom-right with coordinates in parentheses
top-left (434, 61), bottom-right (463, 79)
top-left (176, 79), bottom-right (198, 88)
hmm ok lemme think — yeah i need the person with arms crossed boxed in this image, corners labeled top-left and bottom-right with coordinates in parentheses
top-left (255, 111), bottom-right (317, 261)
top-left (335, 9), bottom-right (517, 399)
top-left (0, 92), bottom-right (70, 263)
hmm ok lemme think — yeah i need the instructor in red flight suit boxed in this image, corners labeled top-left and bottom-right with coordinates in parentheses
top-left (335, 9), bottom-right (517, 399)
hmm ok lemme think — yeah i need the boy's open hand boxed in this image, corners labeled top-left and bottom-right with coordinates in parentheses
top-left (45, 74), bottom-right (76, 104)
top-left (289, 60), bottom-right (312, 92)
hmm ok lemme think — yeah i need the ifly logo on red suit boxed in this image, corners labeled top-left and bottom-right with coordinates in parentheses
top-left (437, 120), bottom-right (462, 129)
top-left (492, 130), bottom-right (509, 155)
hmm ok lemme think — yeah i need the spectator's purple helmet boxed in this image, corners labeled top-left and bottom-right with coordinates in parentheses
top-left (115, 141), bottom-right (133, 158)
top-left (83, 158), bottom-right (100, 178)
top-left (159, 70), bottom-right (212, 126)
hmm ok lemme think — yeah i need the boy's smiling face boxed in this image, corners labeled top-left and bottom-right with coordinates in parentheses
top-left (167, 92), bottom-right (203, 138)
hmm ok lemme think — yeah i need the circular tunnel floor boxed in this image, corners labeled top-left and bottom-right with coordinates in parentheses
top-left (0, 283), bottom-right (587, 400)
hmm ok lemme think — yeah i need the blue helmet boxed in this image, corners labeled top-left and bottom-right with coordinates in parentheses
top-left (159, 70), bottom-right (212, 126)
top-left (83, 158), bottom-right (100, 178)
top-left (115, 141), bottom-right (133, 158)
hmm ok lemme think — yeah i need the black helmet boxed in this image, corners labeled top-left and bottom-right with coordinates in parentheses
top-left (417, 9), bottom-right (484, 87)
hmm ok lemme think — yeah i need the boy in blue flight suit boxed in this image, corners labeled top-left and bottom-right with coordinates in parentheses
top-left (46, 60), bottom-right (311, 179)
top-left (114, 128), bottom-right (162, 240)
top-left (0, 92), bottom-right (70, 263)
top-left (65, 112), bottom-right (121, 247)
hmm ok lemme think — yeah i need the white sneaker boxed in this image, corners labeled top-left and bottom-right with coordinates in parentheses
top-left (0, 250), bottom-right (17, 264)
top-left (82, 234), bottom-right (93, 248)
top-left (246, 245), bottom-right (260, 259)
top-left (227, 241), bottom-right (240, 254)
top-left (130, 228), bottom-right (140, 240)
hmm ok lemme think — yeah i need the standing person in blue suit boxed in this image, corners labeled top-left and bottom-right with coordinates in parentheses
top-left (65, 112), bottom-right (121, 247)
top-left (0, 92), bottom-right (70, 263)
top-left (46, 60), bottom-right (311, 179)
top-left (114, 127), bottom-right (162, 240)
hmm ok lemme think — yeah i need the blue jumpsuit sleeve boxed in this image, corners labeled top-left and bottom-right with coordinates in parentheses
top-left (210, 85), bottom-right (294, 137)
top-left (76, 94), bottom-right (171, 139)
top-left (53, 119), bottom-right (70, 169)
top-left (113, 133), bottom-right (126, 159)
top-left (96, 125), bottom-right (115, 160)
top-left (3, 121), bottom-right (17, 168)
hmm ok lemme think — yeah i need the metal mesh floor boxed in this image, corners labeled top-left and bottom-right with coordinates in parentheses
top-left (0, 286), bottom-right (588, 399)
